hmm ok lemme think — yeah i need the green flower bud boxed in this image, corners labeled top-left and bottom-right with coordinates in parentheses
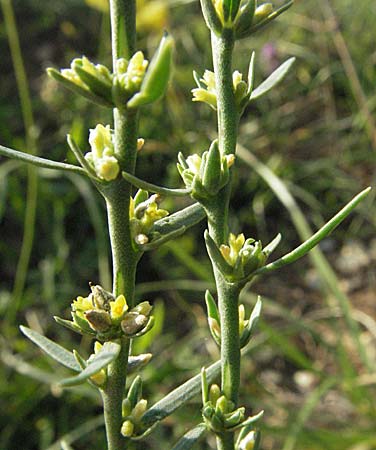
top-left (122, 398), bottom-right (132, 418)
top-left (127, 375), bottom-right (143, 408)
top-left (209, 384), bottom-right (221, 404)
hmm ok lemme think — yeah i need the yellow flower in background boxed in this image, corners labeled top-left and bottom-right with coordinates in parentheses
top-left (85, 0), bottom-right (169, 32)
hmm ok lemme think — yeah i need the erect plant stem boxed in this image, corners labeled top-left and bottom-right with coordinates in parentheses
top-left (102, 1), bottom-right (140, 449)
top-left (208, 29), bottom-right (240, 450)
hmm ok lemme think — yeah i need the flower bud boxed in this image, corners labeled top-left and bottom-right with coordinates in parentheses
top-left (253, 3), bottom-right (273, 24)
top-left (209, 384), bottom-right (221, 404)
top-left (121, 420), bottom-right (134, 438)
top-left (238, 430), bottom-right (256, 450)
top-left (90, 283), bottom-right (114, 311)
top-left (85, 309), bottom-right (112, 332)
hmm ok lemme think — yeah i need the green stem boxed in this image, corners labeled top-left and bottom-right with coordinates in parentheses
top-left (1, 0), bottom-right (38, 325)
top-left (211, 30), bottom-right (237, 157)
top-left (102, 1), bottom-right (139, 449)
top-left (208, 29), bottom-right (240, 450)
top-left (101, 337), bottom-right (131, 450)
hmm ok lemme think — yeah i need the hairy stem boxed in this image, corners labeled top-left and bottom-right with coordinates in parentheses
top-left (102, 1), bottom-right (139, 449)
top-left (208, 29), bottom-right (240, 450)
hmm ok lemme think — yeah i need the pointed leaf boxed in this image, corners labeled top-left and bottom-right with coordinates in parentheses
top-left (59, 341), bottom-right (120, 387)
top-left (20, 326), bottom-right (81, 372)
top-left (152, 202), bottom-right (205, 236)
top-left (141, 360), bottom-right (221, 429)
top-left (263, 233), bottom-right (281, 257)
top-left (205, 290), bottom-right (220, 323)
top-left (247, 51), bottom-right (256, 95)
top-left (122, 171), bottom-right (191, 197)
top-left (250, 57), bottom-right (295, 101)
top-left (172, 423), bottom-right (207, 450)
top-left (255, 187), bottom-right (371, 276)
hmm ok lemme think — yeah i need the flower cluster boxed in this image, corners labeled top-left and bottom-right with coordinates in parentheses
top-left (48, 34), bottom-right (173, 110)
top-left (63, 284), bottom-right (153, 340)
top-left (120, 376), bottom-right (148, 438)
top-left (115, 52), bottom-right (149, 96)
top-left (205, 231), bottom-right (270, 283)
top-left (129, 189), bottom-right (169, 246)
top-left (177, 140), bottom-right (234, 201)
top-left (192, 69), bottom-right (247, 110)
top-left (84, 124), bottom-right (119, 181)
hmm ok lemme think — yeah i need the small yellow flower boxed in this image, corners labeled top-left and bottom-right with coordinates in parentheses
top-left (110, 295), bottom-right (128, 321)
top-left (72, 295), bottom-right (93, 312)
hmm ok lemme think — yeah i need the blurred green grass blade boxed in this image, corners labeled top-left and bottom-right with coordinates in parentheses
top-left (20, 326), bottom-right (81, 372)
top-left (171, 423), bottom-right (207, 450)
top-left (282, 377), bottom-right (336, 450)
top-left (0, 160), bottom-right (20, 221)
top-left (261, 321), bottom-right (315, 371)
top-left (59, 341), bottom-right (120, 387)
top-left (1, 0), bottom-right (39, 326)
top-left (44, 416), bottom-right (104, 450)
top-left (66, 173), bottom-right (111, 289)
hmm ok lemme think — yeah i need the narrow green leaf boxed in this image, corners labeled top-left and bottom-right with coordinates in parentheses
top-left (250, 57), bottom-right (296, 101)
top-left (199, 0), bottom-right (223, 35)
top-left (234, 0), bottom-right (256, 37)
top-left (152, 202), bottom-right (205, 235)
top-left (263, 233), bottom-right (281, 257)
top-left (67, 135), bottom-right (98, 179)
top-left (73, 65), bottom-right (113, 104)
top-left (204, 230), bottom-right (234, 277)
top-left (205, 290), bottom-right (220, 323)
top-left (172, 423), bottom-right (207, 450)
top-left (54, 316), bottom-right (92, 336)
top-left (140, 226), bottom-right (186, 251)
top-left (128, 354), bottom-right (152, 374)
top-left (236, 0), bottom-right (293, 39)
top-left (59, 341), bottom-right (120, 387)
top-left (141, 360), bottom-right (220, 429)
top-left (0, 144), bottom-right (86, 175)
top-left (47, 68), bottom-right (113, 108)
top-left (122, 171), bottom-right (191, 197)
top-left (127, 34), bottom-right (173, 108)
top-left (247, 51), bottom-right (256, 95)
top-left (202, 140), bottom-right (221, 194)
top-left (255, 187), bottom-right (371, 276)
top-left (20, 326), bottom-right (80, 372)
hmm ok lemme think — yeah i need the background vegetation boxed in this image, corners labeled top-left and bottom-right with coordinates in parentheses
top-left (0, 0), bottom-right (375, 448)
